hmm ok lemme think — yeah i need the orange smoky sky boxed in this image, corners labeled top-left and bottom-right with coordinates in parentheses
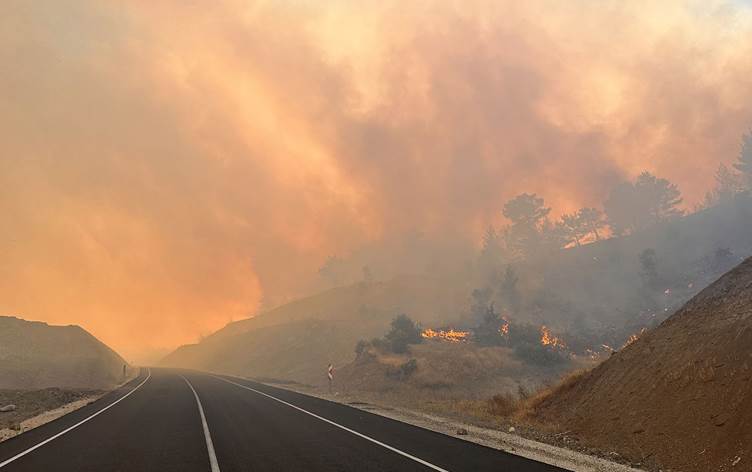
top-left (2, 0), bottom-right (752, 361)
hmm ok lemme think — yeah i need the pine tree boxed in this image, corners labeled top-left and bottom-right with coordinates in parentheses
top-left (733, 131), bottom-right (752, 190)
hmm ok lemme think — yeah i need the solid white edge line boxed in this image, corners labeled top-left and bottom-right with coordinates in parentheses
top-left (0, 368), bottom-right (152, 469)
top-left (211, 375), bottom-right (450, 472)
top-left (181, 376), bottom-right (220, 472)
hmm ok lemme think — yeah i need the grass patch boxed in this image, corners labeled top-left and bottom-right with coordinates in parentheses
top-left (514, 369), bottom-right (589, 420)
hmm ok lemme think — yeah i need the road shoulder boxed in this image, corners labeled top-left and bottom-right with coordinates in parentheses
top-left (248, 376), bottom-right (642, 472)
top-left (0, 368), bottom-right (141, 443)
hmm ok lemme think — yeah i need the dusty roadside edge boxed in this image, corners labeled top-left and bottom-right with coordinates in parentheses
top-left (250, 377), bottom-right (643, 472)
top-left (0, 367), bottom-right (141, 443)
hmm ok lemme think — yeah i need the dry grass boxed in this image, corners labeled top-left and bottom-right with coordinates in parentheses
top-left (448, 368), bottom-right (593, 426)
top-left (488, 392), bottom-right (518, 417)
top-left (514, 369), bottom-right (589, 420)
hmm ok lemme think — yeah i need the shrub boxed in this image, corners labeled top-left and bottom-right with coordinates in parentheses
top-left (488, 393), bottom-right (518, 417)
top-left (384, 314), bottom-right (422, 353)
top-left (386, 358), bottom-right (418, 380)
top-left (354, 339), bottom-right (368, 358)
top-left (513, 342), bottom-right (567, 366)
top-left (370, 337), bottom-right (388, 352)
top-left (474, 304), bottom-right (505, 346)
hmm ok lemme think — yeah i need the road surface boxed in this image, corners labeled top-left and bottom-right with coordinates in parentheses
top-left (0, 368), bottom-right (568, 471)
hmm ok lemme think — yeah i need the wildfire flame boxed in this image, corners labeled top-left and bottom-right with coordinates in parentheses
top-left (499, 322), bottom-right (509, 336)
top-left (621, 328), bottom-right (647, 349)
top-left (421, 328), bottom-right (470, 343)
top-left (539, 325), bottom-right (566, 349)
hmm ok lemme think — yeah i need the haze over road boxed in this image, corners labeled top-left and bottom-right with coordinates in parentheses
top-left (0, 368), bottom-right (565, 471)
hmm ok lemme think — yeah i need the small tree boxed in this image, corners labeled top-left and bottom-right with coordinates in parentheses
top-left (354, 339), bottom-right (368, 358)
top-left (475, 303), bottom-right (504, 346)
top-left (604, 172), bottom-right (683, 235)
top-left (470, 288), bottom-right (494, 321)
top-left (603, 181), bottom-right (638, 236)
top-left (502, 193), bottom-right (551, 258)
top-left (481, 225), bottom-right (502, 258)
top-left (734, 130), bottom-right (752, 190)
top-left (577, 207), bottom-right (605, 241)
top-left (634, 171), bottom-right (683, 225)
top-left (498, 266), bottom-right (521, 315)
top-left (503, 193), bottom-right (551, 226)
top-left (558, 212), bottom-right (588, 247)
top-left (539, 218), bottom-right (569, 251)
top-left (705, 163), bottom-right (744, 206)
top-left (384, 314), bottom-right (423, 354)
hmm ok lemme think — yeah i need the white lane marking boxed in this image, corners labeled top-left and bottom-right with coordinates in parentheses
top-left (182, 376), bottom-right (221, 472)
top-left (212, 375), bottom-right (450, 472)
top-left (0, 369), bottom-right (152, 469)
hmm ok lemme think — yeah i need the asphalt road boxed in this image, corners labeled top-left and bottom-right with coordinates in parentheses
top-left (0, 368), bottom-right (568, 471)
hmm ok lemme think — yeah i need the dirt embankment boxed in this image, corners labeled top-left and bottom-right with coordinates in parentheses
top-left (527, 257), bottom-right (752, 472)
top-left (0, 316), bottom-right (129, 390)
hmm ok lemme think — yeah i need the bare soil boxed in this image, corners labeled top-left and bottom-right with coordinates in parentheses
top-left (0, 388), bottom-right (104, 431)
top-left (529, 257), bottom-right (752, 472)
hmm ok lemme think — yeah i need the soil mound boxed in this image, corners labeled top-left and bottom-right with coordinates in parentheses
top-left (532, 257), bottom-right (752, 471)
top-left (0, 316), bottom-right (128, 389)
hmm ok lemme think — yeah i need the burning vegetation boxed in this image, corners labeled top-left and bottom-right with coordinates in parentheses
top-left (421, 328), bottom-right (470, 343)
top-left (359, 298), bottom-right (655, 374)
top-left (539, 325), bottom-right (566, 350)
top-left (418, 312), bottom-right (648, 366)
top-left (621, 328), bottom-right (648, 349)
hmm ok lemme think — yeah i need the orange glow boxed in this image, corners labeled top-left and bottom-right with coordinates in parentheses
top-left (499, 322), bottom-right (510, 336)
top-left (422, 328), bottom-right (470, 343)
top-left (2, 1), bottom-right (752, 362)
top-left (540, 325), bottom-right (567, 349)
top-left (622, 328), bottom-right (648, 349)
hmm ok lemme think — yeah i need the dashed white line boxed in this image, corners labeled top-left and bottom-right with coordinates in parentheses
top-left (182, 376), bottom-right (221, 472)
top-left (0, 368), bottom-right (152, 469)
top-left (212, 375), bottom-right (450, 472)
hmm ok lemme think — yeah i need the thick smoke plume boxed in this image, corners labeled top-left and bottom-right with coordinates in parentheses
top-left (2, 0), bottom-right (752, 360)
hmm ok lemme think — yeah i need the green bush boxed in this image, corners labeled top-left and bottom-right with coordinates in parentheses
top-left (384, 314), bottom-right (422, 353)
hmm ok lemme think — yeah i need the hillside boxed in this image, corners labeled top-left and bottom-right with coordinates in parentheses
top-left (530, 257), bottom-right (752, 472)
top-left (0, 316), bottom-right (128, 389)
top-left (333, 341), bottom-right (587, 405)
top-left (160, 276), bottom-right (468, 384)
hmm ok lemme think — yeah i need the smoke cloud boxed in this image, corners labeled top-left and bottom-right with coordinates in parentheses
top-left (2, 0), bottom-right (752, 360)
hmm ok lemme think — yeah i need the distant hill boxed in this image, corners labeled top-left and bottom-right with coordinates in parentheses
top-left (0, 316), bottom-right (128, 389)
top-left (162, 196), bottom-right (752, 390)
top-left (160, 275), bottom-right (468, 385)
top-left (530, 257), bottom-right (752, 472)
